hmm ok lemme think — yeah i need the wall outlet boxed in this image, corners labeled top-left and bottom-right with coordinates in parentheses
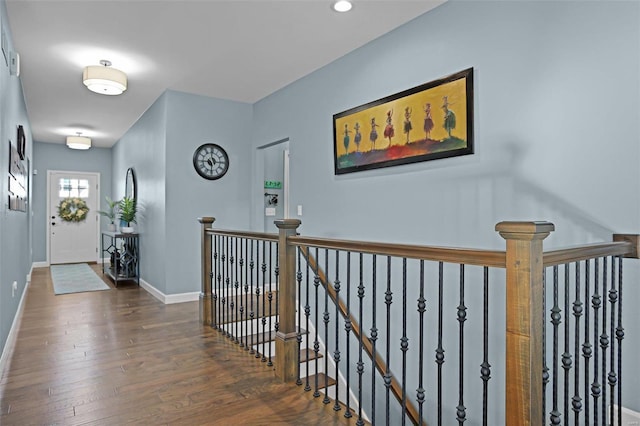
top-left (12, 281), bottom-right (17, 297)
top-left (611, 405), bottom-right (640, 425)
top-left (297, 205), bottom-right (303, 216)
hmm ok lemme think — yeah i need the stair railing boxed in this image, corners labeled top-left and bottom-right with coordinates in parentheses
top-left (198, 217), bottom-right (638, 425)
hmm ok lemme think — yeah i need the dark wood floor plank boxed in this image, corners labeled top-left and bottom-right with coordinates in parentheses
top-left (0, 265), bottom-right (351, 425)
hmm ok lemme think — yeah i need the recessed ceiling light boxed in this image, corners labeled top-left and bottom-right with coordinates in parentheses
top-left (332, 1), bottom-right (352, 13)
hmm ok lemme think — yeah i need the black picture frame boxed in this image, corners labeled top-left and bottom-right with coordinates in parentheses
top-left (333, 68), bottom-right (474, 175)
top-left (17, 125), bottom-right (25, 160)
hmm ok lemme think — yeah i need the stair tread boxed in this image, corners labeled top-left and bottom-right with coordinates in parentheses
top-left (224, 327), bottom-right (308, 346)
top-left (304, 372), bottom-right (336, 388)
top-left (300, 348), bottom-right (323, 361)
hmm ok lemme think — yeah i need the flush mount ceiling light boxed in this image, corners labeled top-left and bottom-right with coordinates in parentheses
top-left (66, 133), bottom-right (91, 150)
top-left (82, 60), bottom-right (127, 95)
top-left (332, 0), bottom-right (352, 12)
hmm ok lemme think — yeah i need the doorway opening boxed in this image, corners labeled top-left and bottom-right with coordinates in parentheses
top-left (257, 139), bottom-right (289, 232)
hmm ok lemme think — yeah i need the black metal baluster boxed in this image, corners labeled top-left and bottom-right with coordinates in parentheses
top-left (550, 265), bottom-right (561, 425)
top-left (323, 249), bottom-right (330, 404)
top-left (417, 260), bottom-right (426, 426)
top-left (584, 260), bottom-right (592, 423)
top-left (456, 264), bottom-right (466, 425)
top-left (254, 241), bottom-right (261, 358)
top-left (249, 240), bottom-right (255, 354)
top-left (296, 247), bottom-right (302, 382)
top-left (384, 256), bottom-right (393, 424)
top-left (260, 240), bottom-right (267, 361)
top-left (436, 261), bottom-right (444, 426)
top-left (313, 247), bottom-right (321, 398)
top-left (223, 236), bottom-right (228, 337)
top-left (356, 253), bottom-right (365, 426)
top-left (213, 235), bottom-right (219, 330)
top-left (608, 256), bottom-right (617, 426)
top-left (542, 270), bottom-right (548, 419)
top-left (562, 263), bottom-right (572, 426)
top-left (244, 239), bottom-right (250, 350)
top-left (305, 249), bottom-right (312, 392)
top-left (239, 239), bottom-right (245, 347)
top-left (371, 254), bottom-right (378, 424)
top-left (592, 258), bottom-right (601, 424)
top-left (481, 266), bottom-right (491, 426)
top-left (573, 261), bottom-right (583, 423)
top-left (267, 242), bottom-right (274, 367)
top-left (344, 252), bottom-right (353, 419)
top-left (601, 257), bottom-right (609, 426)
top-left (227, 236), bottom-right (232, 337)
top-left (401, 258), bottom-right (409, 426)
top-left (616, 257), bottom-right (624, 426)
top-left (333, 251), bottom-right (342, 412)
top-left (233, 238), bottom-right (238, 343)
top-left (274, 242), bottom-right (280, 357)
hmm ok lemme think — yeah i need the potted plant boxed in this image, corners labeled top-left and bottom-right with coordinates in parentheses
top-left (119, 196), bottom-right (137, 233)
top-left (98, 196), bottom-right (119, 231)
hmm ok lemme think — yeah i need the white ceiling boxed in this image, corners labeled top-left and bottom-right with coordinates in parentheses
top-left (5, 0), bottom-right (444, 148)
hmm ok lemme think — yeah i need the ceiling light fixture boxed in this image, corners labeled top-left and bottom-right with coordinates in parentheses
top-left (82, 60), bottom-right (127, 95)
top-left (332, 0), bottom-right (352, 12)
top-left (66, 132), bottom-right (91, 150)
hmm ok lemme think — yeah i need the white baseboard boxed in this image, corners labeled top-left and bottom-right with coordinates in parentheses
top-left (32, 261), bottom-right (49, 268)
top-left (139, 278), bottom-right (199, 305)
top-left (0, 280), bottom-right (30, 380)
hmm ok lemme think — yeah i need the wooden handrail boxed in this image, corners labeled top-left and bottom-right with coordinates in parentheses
top-left (208, 228), bottom-right (278, 242)
top-left (299, 246), bottom-right (423, 426)
top-left (543, 241), bottom-right (634, 266)
top-left (290, 235), bottom-right (506, 268)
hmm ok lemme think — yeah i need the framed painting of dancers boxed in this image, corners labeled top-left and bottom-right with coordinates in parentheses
top-left (333, 68), bottom-right (473, 175)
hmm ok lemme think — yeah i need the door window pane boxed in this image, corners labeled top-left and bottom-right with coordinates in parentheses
top-left (58, 178), bottom-right (89, 198)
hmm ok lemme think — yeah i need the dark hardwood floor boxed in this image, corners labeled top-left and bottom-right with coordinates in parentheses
top-left (0, 265), bottom-right (352, 425)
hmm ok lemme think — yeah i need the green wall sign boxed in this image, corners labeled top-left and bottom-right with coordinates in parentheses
top-left (264, 180), bottom-right (282, 189)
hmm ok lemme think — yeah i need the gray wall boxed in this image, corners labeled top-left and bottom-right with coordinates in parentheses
top-left (251, 0), bottom-right (640, 414)
top-left (0, 0), bottom-right (33, 359)
top-left (112, 90), bottom-right (252, 295)
top-left (164, 90), bottom-right (253, 294)
top-left (112, 93), bottom-right (168, 293)
top-left (31, 142), bottom-right (113, 262)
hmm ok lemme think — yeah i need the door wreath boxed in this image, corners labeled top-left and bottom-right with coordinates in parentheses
top-left (58, 197), bottom-right (90, 222)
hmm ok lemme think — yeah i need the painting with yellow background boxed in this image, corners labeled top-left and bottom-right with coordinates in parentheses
top-left (334, 77), bottom-right (468, 157)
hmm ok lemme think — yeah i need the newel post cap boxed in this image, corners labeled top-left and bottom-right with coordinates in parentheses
top-left (197, 217), bottom-right (216, 224)
top-left (274, 219), bottom-right (301, 230)
top-left (496, 221), bottom-right (555, 240)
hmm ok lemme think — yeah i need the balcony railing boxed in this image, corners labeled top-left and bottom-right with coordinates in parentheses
top-left (198, 217), bottom-right (637, 425)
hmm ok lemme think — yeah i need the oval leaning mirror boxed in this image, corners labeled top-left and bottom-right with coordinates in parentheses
top-left (125, 167), bottom-right (137, 201)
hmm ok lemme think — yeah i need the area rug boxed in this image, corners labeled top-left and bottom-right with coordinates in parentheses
top-left (50, 263), bottom-right (110, 295)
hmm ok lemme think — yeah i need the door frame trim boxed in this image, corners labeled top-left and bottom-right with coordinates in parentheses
top-left (46, 170), bottom-right (101, 265)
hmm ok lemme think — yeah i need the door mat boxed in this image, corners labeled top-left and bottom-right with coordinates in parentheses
top-left (50, 263), bottom-right (110, 295)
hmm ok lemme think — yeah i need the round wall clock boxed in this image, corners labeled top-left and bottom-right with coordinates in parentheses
top-left (193, 143), bottom-right (229, 180)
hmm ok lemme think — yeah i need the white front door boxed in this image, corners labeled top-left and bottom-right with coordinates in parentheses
top-left (49, 171), bottom-right (99, 264)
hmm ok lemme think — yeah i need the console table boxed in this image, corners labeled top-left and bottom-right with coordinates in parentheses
top-left (101, 231), bottom-right (139, 286)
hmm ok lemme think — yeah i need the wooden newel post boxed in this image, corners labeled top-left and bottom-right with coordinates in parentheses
top-left (274, 219), bottom-right (302, 382)
top-left (496, 221), bottom-right (554, 426)
top-left (198, 217), bottom-right (215, 326)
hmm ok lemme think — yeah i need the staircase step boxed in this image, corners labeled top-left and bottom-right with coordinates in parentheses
top-left (305, 373), bottom-right (336, 389)
top-left (300, 348), bottom-right (323, 362)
